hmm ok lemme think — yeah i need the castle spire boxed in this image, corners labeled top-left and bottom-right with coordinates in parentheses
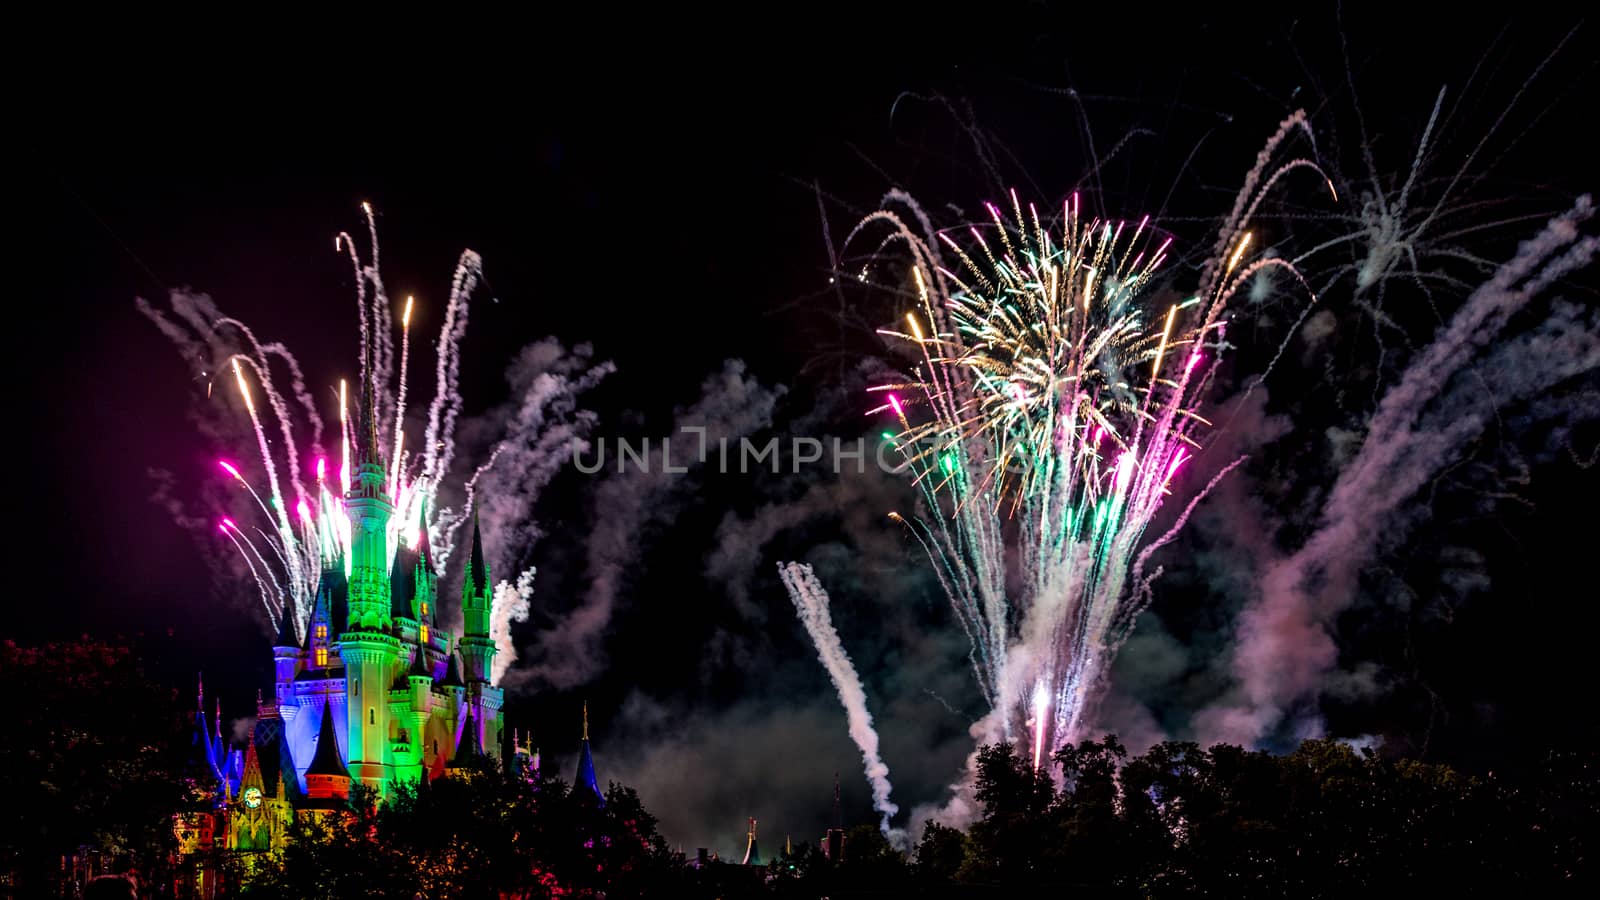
top-left (356, 326), bottom-right (382, 470)
top-left (273, 607), bottom-right (299, 648)
top-left (575, 704), bottom-right (602, 804)
top-left (416, 496), bottom-right (435, 575)
top-left (466, 502), bottom-right (489, 598)
top-left (458, 502), bottom-right (496, 682)
top-left (239, 724), bottom-right (264, 796)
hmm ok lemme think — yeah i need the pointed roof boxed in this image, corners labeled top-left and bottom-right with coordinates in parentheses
top-left (438, 652), bottom-right (465, 688)
top-left (273, 608), bottom-right (299, 648)
top-left (192, 704), bottom-right (221, 783)
top-left (239, 726), bottom-right (264, 795)
top-left (416, 498), bottom-right (436, 578)
top-left (305, 564), bottom-right (349, 648)
top-left (389, 545), bottom-right (419, 620)
top-left (575, 704), bottom-right (603, 804)
top-left (465, 504), bottom-right (490, 596)
top-left (409, 646), bottom-right (433, 679)
top-left (451, 712), bottom-right (483, 765)
top-left (356, 356), bottom-right (382, 470)
top-left (305, 703), bottom-right (348, 778)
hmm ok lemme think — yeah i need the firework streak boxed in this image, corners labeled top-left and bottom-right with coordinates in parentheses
top-left (199, 206), bottom-right (487, 646)
top-left (845, 117), bottom-right (1328, 767)
top-left (778, 562), bottom-right (900, 835)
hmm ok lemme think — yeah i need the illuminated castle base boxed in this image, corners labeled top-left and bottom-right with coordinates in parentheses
top-left (171, 380), bottom-right (557, 897)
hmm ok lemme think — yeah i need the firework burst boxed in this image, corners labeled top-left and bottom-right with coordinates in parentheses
top-left (851, 115), bottom-right (1330, 763)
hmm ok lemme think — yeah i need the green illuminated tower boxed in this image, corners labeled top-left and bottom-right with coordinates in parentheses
top-left (458, 507), bottom-right (496, 684)
top-left (342, 372), bottom-right (401, 792)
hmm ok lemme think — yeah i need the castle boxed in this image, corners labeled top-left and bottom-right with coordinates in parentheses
top-left (173, 376), bottom-right (596, 888)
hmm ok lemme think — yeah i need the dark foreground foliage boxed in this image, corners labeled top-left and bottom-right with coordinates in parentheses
top-left (5, 639), bottom-right (1594, 898)
top-left (238, 736), bottom-right (1598, 899)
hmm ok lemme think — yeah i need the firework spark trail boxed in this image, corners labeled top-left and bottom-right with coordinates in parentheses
top-left (220, 522), bottom-right (273, 618)
top-left (839, 120), bottom-right (1332, 777)
top-left (1202, 196), bottom-right (1598, 745)
top-left (229, 359), bottom-right (305, 621)
top-left (392, 296), bottom-right (414, 498)
top-left (778, 562), bottom-right (901, 837)
top-left (422, 251), bottom-right (484, 493)
top-left (218, 332), bottom-right (314, 519)
top-left (143, 208), bottom-right (607, 686)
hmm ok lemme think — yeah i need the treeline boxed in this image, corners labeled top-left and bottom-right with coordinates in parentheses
top-left (888, 736), bottom-right (1598, 898)
top-left (6, 641), bottom-right (1597, 898)
top-left (237, 735), bottom-right (1597, 898)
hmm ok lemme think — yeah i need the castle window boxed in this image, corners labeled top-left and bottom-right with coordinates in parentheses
top-left (420, 625), bottom-right (429, 644)
top-left (420, 601), bottom-right (428, 617)
top-left (314, 648), bottom-right (328, 667)
top-left (315, 624), bottom-right (327, 641)
top-left (369, 708), bottom-right (375, 725)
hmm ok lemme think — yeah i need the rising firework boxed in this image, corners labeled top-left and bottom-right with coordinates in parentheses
top-left (142, 205), bottom-right (611, 684)
top-left (845, 114), bottom-right (1331, 765)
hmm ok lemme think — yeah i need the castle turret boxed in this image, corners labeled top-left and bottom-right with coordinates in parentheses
top-left (458, 506), bottom-right (496, 685)
top-left (447, 711), bottom-right (484, 773)
top-left (345, 374), bottom-right (394, 633)
top-left (575, 702), bottom-right (603, 804)
top-left (414, 500), bottom-right (438, 650)
top-left (304, 701), bottom-right (351, 807)
top-left (341, 372), bottom-right (401, 793)
top-left (271, 611), bottom-right (301, 701)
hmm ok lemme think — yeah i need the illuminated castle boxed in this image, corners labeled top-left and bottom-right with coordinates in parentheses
top-left (177, 375), bottom-right (512, 865)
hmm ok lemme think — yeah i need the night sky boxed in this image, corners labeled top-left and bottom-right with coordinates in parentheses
top-left (24, 6), bottom-right (1598, 854)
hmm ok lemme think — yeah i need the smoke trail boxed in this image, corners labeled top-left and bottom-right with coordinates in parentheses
top-left (518, 360), bottom-right (782, 690)
top-left (141, 211), bottom-right (608, 673)
top-left (1198, 197), bottom-right (1598, 745)
top-left (490, 568), bottom-right (538, 684)
top-left (421, 251), bottom-right (484, 491)
top-left (778, 561), bottom-right (901, 838)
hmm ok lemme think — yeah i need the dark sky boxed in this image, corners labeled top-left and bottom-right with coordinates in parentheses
top-left (21, 5), bottom-right (1598, 852)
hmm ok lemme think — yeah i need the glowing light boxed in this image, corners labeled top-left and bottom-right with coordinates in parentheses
top-left (1227, 231), bottom-right (1253, 274)
top-left (1115, 451), bottom-right (1136, 493)
top-left (854, 175), bottom-right (1310, 756)
top-left (1031, 681), bottom-right (1049, 771)
top-left (220, 461), bottom-right (242, 480)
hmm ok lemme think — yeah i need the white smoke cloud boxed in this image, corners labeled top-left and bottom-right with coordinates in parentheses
top-left (1197, 198), bottom-right (1598, 746)
top-left (518, 361), bottom-right (785, 690)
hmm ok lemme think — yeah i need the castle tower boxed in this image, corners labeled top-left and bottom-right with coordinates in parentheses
top-left (458, 506), bottom-right (495, 684)
top-left (303, 701), bottom-right (351, 807)
top-left (270, 610), bottom-right (300, 707)
top-left (575, 702), bottom-right (603, 804)
top-left (342, 371), bottom-right (401, 793)
top-left (413, 500), bottom-right (437, 652)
